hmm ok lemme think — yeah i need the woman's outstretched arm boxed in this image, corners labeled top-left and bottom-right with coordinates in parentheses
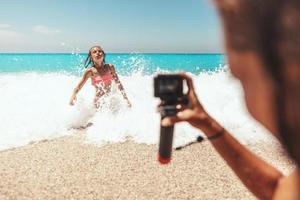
top-left (110, 64), bottom-right (131, 107)
top-left (161, 73), bottom-right (283, 200)
top-left (69, 69), bottom-right (92, 105)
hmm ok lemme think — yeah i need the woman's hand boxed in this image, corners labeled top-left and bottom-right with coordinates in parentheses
top-left (69, 94), bottom-right (77, 106)
top-left (127, 100), bottom-right (132, 107)
top-left (160, 73), bottom-right (213, 131)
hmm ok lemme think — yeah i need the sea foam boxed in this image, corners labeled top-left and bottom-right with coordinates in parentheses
top-left (0, 69), bottom-right (274, 151)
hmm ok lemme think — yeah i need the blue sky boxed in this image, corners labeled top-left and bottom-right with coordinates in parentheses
top-left (0, 0), bottom-right (223, 53)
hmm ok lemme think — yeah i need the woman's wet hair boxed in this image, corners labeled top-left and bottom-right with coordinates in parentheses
top-left (217, 0), bottom-right (300, 166)
top-left (84, 46), bottom-right (106, 68)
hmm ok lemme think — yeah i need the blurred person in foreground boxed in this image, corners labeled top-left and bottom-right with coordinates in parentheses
top-left (161, 1), bottom-right (300, 199)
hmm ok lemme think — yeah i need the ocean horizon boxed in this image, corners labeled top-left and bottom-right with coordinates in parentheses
top-left (0, 53), bottom-right (225, 74)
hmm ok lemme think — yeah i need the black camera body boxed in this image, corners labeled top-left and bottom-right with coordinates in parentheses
top-left (154, 74), bottom-right (187, 164)
top-left (154, 74), bottom-right (184, 106)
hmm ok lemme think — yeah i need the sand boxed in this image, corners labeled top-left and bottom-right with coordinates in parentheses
top-left (0, 131), bottom-right (294, 200)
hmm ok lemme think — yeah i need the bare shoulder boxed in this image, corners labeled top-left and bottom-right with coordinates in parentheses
top-left (108, 64), bottom-right (116, 73)
top-left (273, 169), bottom-right (300, 200)
top-left (108, 63), bottom-right (115, 69)
top-left (83, 68), bottom-right (93, 78)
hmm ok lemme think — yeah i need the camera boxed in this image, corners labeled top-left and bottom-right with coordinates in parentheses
top-left (154, 74), bottom-right (187, 117)
top-left (154, 74), bottom-right (188, 164)
top-left (154, 74), bottom-right (184, 104)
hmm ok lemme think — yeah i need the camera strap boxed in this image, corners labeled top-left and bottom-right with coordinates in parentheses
top-left (174, 135), bottom-right (204, 150)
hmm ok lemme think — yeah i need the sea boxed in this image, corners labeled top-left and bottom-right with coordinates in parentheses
top-left (0, 53), bottom-right (274, 151)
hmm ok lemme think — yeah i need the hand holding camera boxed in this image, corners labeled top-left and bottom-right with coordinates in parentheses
top-left (155, 73), bottom-right (209, 129)
top-left (158, 73), bottom-right (208, 129)
top-left (154, 73), bottom-right (223, 164)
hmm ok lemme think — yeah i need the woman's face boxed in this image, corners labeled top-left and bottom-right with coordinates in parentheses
top-left (228, 51), bottom-right (279, 137)
top-left (90, 47), bottom-right (104, 65)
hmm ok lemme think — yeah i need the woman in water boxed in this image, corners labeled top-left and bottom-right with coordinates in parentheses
top-left (69, 46), bottom-right (131, 108)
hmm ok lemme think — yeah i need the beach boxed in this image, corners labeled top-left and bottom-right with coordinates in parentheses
top-left (0, 130), bottom-right (293, 200)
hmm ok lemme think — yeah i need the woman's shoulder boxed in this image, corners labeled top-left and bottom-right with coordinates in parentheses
top-left (106, 63), bottom-right (114, 68)
top-left (106, 63), bottom-right (115, 71)
top-left (83, 68), bottom-right (94, 77)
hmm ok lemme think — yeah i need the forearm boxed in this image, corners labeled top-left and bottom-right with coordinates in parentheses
top-left (203, 118), bottom-right (283, 199)
top-left (72, 87), bottom-right (80, 95)
top-left (115, 80), bottom-right (129, 100)
top-left (71, 85), bottom-right (83, 99)
top-left (120, 87), bottom-right (129, 101)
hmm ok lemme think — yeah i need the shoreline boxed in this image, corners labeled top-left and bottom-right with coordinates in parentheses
top-left (0, 133), bottom-right (293, 199)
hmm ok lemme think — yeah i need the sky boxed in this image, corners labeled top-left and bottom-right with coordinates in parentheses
top-left (0, 0), bottom-right (223, 53)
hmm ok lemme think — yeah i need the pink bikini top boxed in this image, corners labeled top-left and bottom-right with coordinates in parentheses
top-left (91, 72), bottom-right (114, 86)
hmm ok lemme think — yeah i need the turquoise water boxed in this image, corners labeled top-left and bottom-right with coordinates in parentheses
top-left (0, 53), bottom-right (226, 75)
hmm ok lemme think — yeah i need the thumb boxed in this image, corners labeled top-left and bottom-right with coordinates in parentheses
top-left (161, 116), bottom-right (180, 127)
top-left (176, 109), bottom-right (195, 121)
top-left (161, 110), bottom-right (194, 126)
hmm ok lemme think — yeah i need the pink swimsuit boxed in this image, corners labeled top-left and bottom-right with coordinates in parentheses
top-left (91, 73), bottom-right (114, 86)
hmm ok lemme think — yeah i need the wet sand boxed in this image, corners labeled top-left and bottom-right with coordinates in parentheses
top-left (0, 131), bottom-right (293, 199)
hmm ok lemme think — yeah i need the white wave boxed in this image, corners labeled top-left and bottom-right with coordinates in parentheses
top-left (0, 69), bottom-right (275, 151)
